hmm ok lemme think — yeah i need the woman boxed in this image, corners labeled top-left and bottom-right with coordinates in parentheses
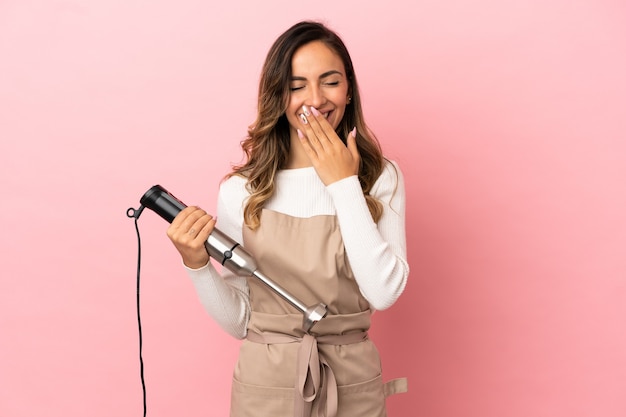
top-left (167, 21), bottom-right (409, 417)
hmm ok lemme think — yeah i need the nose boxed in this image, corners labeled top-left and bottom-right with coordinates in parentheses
top-left (306, 84), bottom-right (326, 109)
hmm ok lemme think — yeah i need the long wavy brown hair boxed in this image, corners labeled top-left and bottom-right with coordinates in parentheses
top-left (231, 21), bottom-right (385, 229)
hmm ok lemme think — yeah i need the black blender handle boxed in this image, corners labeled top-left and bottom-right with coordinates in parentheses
top-left (139, 185), bottom-right (187, 223)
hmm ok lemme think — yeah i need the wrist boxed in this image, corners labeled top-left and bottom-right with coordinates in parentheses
top-left (182, 254), bottom-right (210, 270)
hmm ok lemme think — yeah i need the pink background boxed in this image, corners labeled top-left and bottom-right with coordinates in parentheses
top-left (1, 1), bottom-right (625, 416)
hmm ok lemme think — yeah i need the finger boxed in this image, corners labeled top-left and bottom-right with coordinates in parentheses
top-left (299, 106), bottom-right (324, 151)
top-left (193, 215), bottom-right (216, 243)
top-left (297, 129), bottom-right (319, 160)
top-left (306, 106), bottom-right (334, 148)
top-left (178, 207), bottom-right (208, 234)
top-left (346, 127), bottom-right (359, 159)
top-left (170, 206), bottom-right (198, 228)
top-left (169, 207), bottom-right (209, 244)
top-left (300, 105), bottom-right (333, 148)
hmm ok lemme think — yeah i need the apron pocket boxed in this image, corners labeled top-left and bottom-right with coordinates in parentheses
top-left (231, 377), bottom-right (294, 417)
top-left (335, 374), bottom-right (387, 416)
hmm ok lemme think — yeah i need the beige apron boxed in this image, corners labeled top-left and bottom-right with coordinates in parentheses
top-left (231, 209), bottom-right (407, 417)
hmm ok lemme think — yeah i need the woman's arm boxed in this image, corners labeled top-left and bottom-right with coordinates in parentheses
top-left (183, 177), bottom-right (251, 339)
top-left (326, 160), bottom-right (409, 310)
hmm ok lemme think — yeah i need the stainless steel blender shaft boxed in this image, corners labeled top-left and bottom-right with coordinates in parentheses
top-left (206, 228), bottom-right (327, 333)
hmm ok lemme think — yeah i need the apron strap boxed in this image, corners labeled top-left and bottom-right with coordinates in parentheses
top-left (246, 330), bottom-right (368, 417)
top-left (383, 377), bottom-right (408, 397)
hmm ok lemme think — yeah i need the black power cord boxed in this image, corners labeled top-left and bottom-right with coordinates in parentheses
top-left (127, 206), bottom-right (146, 417)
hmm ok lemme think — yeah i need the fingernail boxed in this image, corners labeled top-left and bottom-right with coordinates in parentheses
top-left (297, 129), bottom-right (304, 139)
top-left (351, 127), bottom-right (357, 137)
top-left (310, 107), bottom-right (320, 117)
top-left (299, 113), bottom-right (308, 124)
top-left (302, 105), bottom-right (310, 116)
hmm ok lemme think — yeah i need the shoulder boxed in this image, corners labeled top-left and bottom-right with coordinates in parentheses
top-left (215, 174), bottom-right (248, 232)
top-left (369, 159), bottom-right (406, 207)
top-left (218, 174), bottom-right (250, 206)
top-left (219, 173), bottom-right (248, 194)
top-left (382, 159), bottom-right (403, 181)
top-left (372, 160), bottom-right (404, 193)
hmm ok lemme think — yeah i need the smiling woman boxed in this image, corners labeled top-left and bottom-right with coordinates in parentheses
top-left (287, 41), bottom-right (350, 137)
top-left (286, 41), bottom-right (356, 185)
top-left (165, 20), bottom-right (409, 417)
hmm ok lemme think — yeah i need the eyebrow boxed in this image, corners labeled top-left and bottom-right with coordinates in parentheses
top-left (290, 70), bottom-right (344, 81)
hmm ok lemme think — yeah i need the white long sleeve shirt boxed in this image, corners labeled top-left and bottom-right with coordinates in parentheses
top-left (185, 160), bottom-right (409, 339)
